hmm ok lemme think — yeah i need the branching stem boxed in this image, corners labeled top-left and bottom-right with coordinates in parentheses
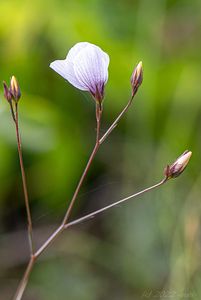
top-left (13, 93), bottom-right (164, 300)
top-left (13, 176), bottom-right (168, 300)
top-left (99, 95), bottom-right (134, 144)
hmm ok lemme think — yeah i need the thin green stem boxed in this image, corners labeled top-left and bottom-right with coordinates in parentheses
top-left (65, 177), bottom-right (168, 229)
top-left (13, 93), bottom-right (143, 299)
top-left (14, 176), bottom-right (168, 300)
top-left (62, 103), bottom-right (102, 226)
top-left (99, 95), bottom-right (133, 144)
top-left (34, 225), bottom-right (64, 257)
top-left (12, 103), bottom-right (34, 254)
top-left (36, 177), bottom-right (168, 258)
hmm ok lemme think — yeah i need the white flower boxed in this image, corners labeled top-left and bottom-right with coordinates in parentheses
top-left (50, 42), bottom-right (109, 102)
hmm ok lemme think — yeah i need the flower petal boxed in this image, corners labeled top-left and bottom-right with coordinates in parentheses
top-left (66, 42), bottom-right (89, 62)
top-left (50, 42), bottom-right (110, 98)
top-left (50, 59), bottom-right (88, 91)
top-left (73, 44), bottom-right (109, 94)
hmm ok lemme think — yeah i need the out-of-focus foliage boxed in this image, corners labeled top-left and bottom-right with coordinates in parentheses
top-left (0, 0), bottom-right (201, 299)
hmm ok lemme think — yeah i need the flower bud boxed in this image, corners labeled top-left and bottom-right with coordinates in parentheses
top-left (10, 75), bottom-right (21, 101)
top-left (164, 150), bottom-right (192, 179)
top-left (3, 81), bottom-right (12, 102)
top-left (130, 61), bottom-right (143, 97)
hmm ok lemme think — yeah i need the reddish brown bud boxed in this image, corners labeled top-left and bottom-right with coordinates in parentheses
top-left (164, 150), bottom-right (192, 179)
top-left (10, 76), bottom-right (21, 101)
top-left (130, 61), bottom-right (143, 97)
top-left (3, 81), bottom-right (12, 102)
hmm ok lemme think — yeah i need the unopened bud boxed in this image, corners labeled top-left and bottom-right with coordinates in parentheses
top-left (130, 61), bottom-right (143, 97)
top-left (10, 76), bottom-right (21, 101)
top-left (3, 81), bottom-right (12, 102)
top-left (164, 150), bottom-right (192, 179)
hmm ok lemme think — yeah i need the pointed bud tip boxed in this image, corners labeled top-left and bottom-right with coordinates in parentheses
top-left (10, 75), bottom-right (17, 87)
top-left (177, 150), bottom-right (192, 164)
top-left (165, 150), bottom-right (192, 179)
top-left (137, 61), bottom-right (143, 69)
top-left (10, 75), bottom-right (21, 101)
top-left (131, 61), bottom-right (143, 97)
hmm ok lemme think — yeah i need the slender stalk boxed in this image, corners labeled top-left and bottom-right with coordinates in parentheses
top-left (65, 177), bottom-right (168, 229)
top-left (13, 103), bottom-right (103, 300)
top-left (14, 94), bottom-right (135, 264)
top-left (34, 104), bottom-right (103, 258)
top-left (62, 103), bottom-right (102, 226)
top-left (35, 135), bottom-right (101, 257)
top-left (34, 225), bottom-right (64, 257)
top-left (99, 95), bottom-right (133, 144)
top-left (35, 97), bottom-right (144, 257)
top-left (37, 178), bottom-right (167, 257)
top-left (13, 94), bottom-right (147, 299)
top-left (14, 176), bottom-right (168, 300)
top-left (12, 103), bottom-right (34, 255)
top-left (13, 256), bottom-right (35, 300)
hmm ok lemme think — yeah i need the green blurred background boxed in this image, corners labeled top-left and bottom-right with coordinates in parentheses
top-left (0, 0), bottom-right (201, 299)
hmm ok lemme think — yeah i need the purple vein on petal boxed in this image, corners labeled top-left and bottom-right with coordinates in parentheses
top-left (50, 42), bottom-right (109, 97)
